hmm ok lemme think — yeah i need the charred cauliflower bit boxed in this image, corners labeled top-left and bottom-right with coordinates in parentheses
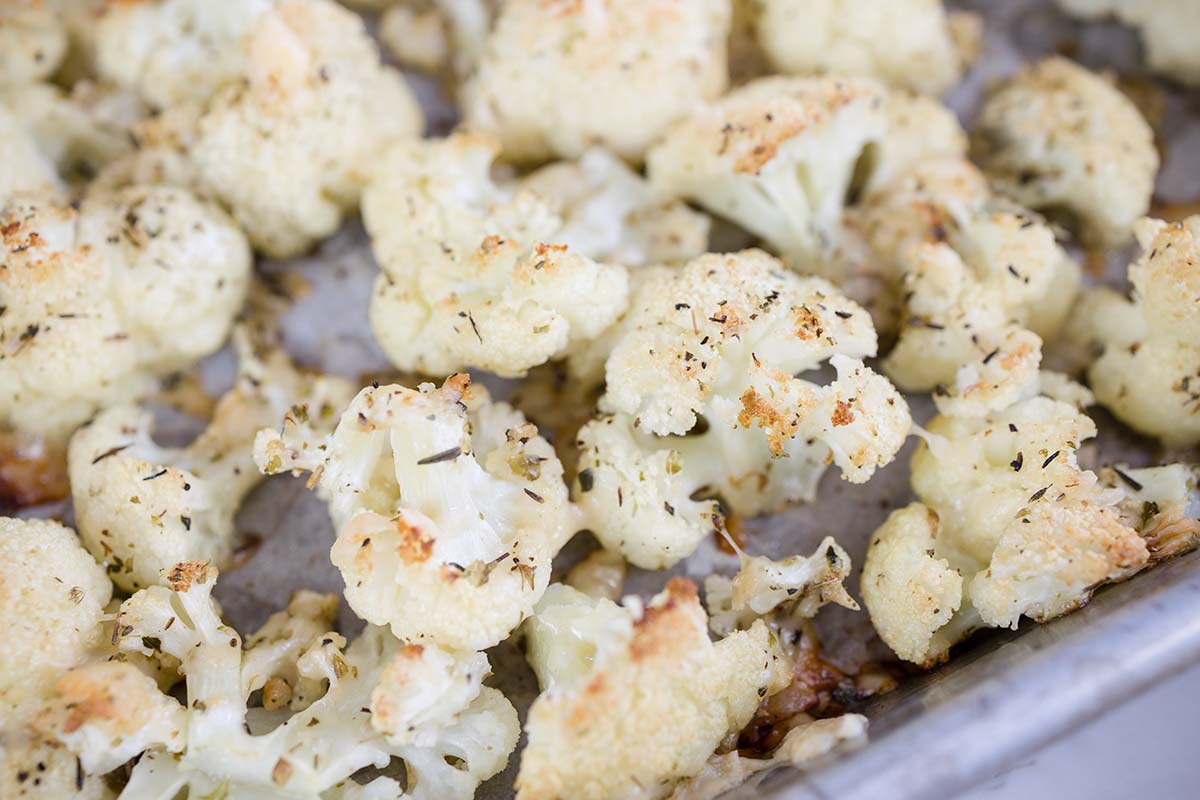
top-left (1067, 217), bottom-right (1200, 448)
top-left (1058, 0), bottom-right (1200, 86)
top-left (648, 76), bottom-right (886, 275)
top-left (575, 250), bottom-right (911, 569)
top-left (0, 517), bottom-right (113, 800)
top-left (704, 537), bottom-right (859, 637)
top-left (364, 133), bottom-right (629, 378)
top-left (44, 562), bottom-right (519, 800)
top-left (461, 0), bottom-right (731, 163)
top-left (68, 327), bottom-right (355, 592)
top-left (517, 579), bottom-right (789, 800)
top-left (256, 375), bottom-right (579, 651)
top-left (863, 395), bottom-right (1157, 666)
top-left (973, 57), bottom-right (1158, 249)
top-left (0, 188), bottom-right (251, 443)
top-left (755, 0), bottom-right (977, 95)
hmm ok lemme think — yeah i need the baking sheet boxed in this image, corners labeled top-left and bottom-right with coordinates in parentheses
top-left (23, 1), bottom-right (1200, 797)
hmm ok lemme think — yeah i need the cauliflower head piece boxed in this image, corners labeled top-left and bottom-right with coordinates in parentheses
top-left (1058, 0), bottom-right (1200, 86)
top-left (0, 517), bottom-right (114, 800)
top-left (68, 327), bottom-right (355, 592)
top-left (378, 0), bottom-right (497, 81)
top-left (44, 562), bottom-right (519, 800)
top-left (460, 0), bottom-right (731, 163)
top-left (755, 0), bottom-right (976, 95)
top-left (257, 375), bottom-right (580, 651)
top-left (0, 187), bottom-right (251, 442)
top-left (1067, 216), bottom-right (1200, 448)
top-left (517, 579), bottom-right (790, 800)
top-left (647, 76), bottom-right (887, 275)
top-left (973, 56), bottom-right (1158, 249)
top-left (704, 536), bottom-right (859, 638)
top-left (0, 2), bottom-right (67, 88)
top-left (189, 0), bottom-right (423, 258)
top-left (92, 0), bottom-right (275, 109)
top-left (364, 133), bottom-right (629, 378)
top-left (575, 250), bottom-right (911, 569)
top-left (863, 395), bottom-right (1163, 666)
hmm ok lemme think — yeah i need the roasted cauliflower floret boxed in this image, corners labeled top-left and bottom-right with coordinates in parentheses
top-left (0, 518), bottom-right (112, 693)
top-left (755, 0), bottom-right (977, 95)
top-left (973, 57), bottom-right (1158, 249)
top-left (460, 0), bottom-right (731, 163)
top-left (517, 579), bottom-right (789, 800)
top-left (1067, 216), bottom-right (1200, 448)
top-left (45, 562), bottom-right (519, 800)
top-left (648, 76), bottom-right (886, 275)
top-left (1058, 0), bottom-right (1200, 86)
top-left (378, 0), bottom-right (497, 80)
top-left (863, 395), bottom-right (1154, 666)
top-left (257, 375), bottom-right (579, 651)
top-left (0, 103), bottom-right (61, 201)
top-left (186, 0), bottom-right (422, 258)
top-left (1101, 463), bottom-right (1200, 562)
top-left (92, 0), bottom-right (273, 109)
top-left (0, 188), bottom-right (251, 443)
top-left (68, 328), bottom-right (355, 592)
top-left (518, 147), bottom-right (711, 267)
top-left (575, 250), bottom-right (911, 569)
top-left (364, 134), bottom-right (629, 377)
top-left (0, 2), bottom-right (67, 87)
top-left (0, 517), bottom-right (114, 800)
top-left (704, 537), bottom-right (859, 637)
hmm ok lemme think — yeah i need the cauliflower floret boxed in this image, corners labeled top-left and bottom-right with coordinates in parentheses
top-left (188, 0), bottom-right (422, 258)
top-left (0, 187), bottom-right (251, 443)
top-left (0, 518), bottom-right (112, 693)
top-left (1068, 216), bottom-right (1200, 448)
top-left (0, 79), bottom-right (145, 202)
top-left (0, 517), bottom-right (114, 800)
top-left (518, 148), bottom-right (711, 267)
top-left (92, 0), bottom-right (274, 109)
top-left (363, 134), bottom-right (629, 377)
top-left (863, 395), bottom-right (1154, 666)
top-left (704, 537), bottom-right (859, 637)
top-left (460, 0), bottom-right (731, 163)
top-left (0, 2), bottom-right (67, 87)
top-left (862, 91), bottom-right (969, 196)
top-left (256, 375), bottom-right (579, 651)
top-left (45, 562), bottom-right (519, 800)
top-left (1058, 0), bottom-right (1200, 86)
top-left (647, 76), bottom-right (886, 275)
top-left (0, 104), bottom-right (61, 201)
top-left (973, 57), bottom-right (1158, 249)
top-left (517, 578), bottom-right (790, 800)
top-left (575, 251), bottom-right (911, 568)
top-left (1101, 463), bottom-right (1200, 562)
top-left (564, 547), bottom-right (627, 603)
top-left (754, 0), bottom-right (976, 95)
top-left (669, 714), bottom-right (868, 800)
top-left (68, 327), bottom-right (355, 591)
top-left (91, 103), bottom-right (203, 193)
top-left (378, 0), bottom-right (497, 80)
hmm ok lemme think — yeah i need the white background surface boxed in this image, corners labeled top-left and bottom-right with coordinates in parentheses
top-left (960, 662), bottom-right (1200, 799)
